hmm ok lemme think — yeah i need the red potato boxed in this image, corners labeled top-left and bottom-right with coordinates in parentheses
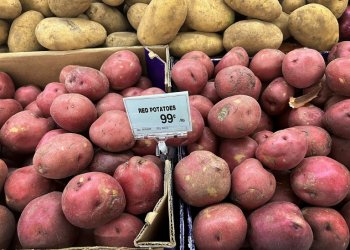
top-left (0, 159), bottom-right (8, 192)
top-left (193, 203), bottom-right (247, 250)
top-left (181, 50), bottom-right (215, 78)
top-left (189, 95), bottom-right (213, 120)
top-left (100, 50), bottom-right (142, 90)
top-left (33, 133), bottom-right (94, 179)
top-left (24, 100), bottom-right (43, 116)
top-left (269, 170), bottom-right (301, 205)
top-left (0, 205), bottom-right (16, 249)
top-left (230, 158), bottom-right (276, 210)
top-left (219, 137), bottom-right (258, 172)
top-left (248, 201), bottom-right (313, 250)
top-left (325, 57), bottom-right (350, 96)
top-left (282, 48), bottom-right (326, 88)
top-left (324, 95), bottom-right (348, 111)
top-left (94, 213), bottom-right (144, 247)
top-left (291, 156), bottom-right (350, 206)
top-left (199, 81), bottom-right (220, 104)
top-left (17, 192), bottom-right (79, 248)
top-left (252, 76), bottom-right (263, 100)
top-left (249, 48), bottom-right (285, 83)
top-left (329, 135), bottom-right (350, 168)
top-left (0, 99), bottom-right (22, 128)
top-left (252, 110), bottom-right (273, 133)
top-left (131, 139), bottom-right (157, 156)
top-left (50, 93), bottom-right (97, 133)
top-left (252, 130), bottom-right (273, 145)
top-left (89, 110), bottom-right (135, 152)
top-left (140, 87), bottom-right (165, 95)
top-left (4, 165), bottom-right (56, 212)
top-left (36, 128), bottom-right (66, 150)
top-left (208, 95), bottom-right (261, 139)
top-left (255, 128), bottom-right (308, 170)
top-left (142, 154), bottom-right (164, 174)
top-left (14, 85), bottom-right (41, 107)
top-left (341, 201), bottom-right (350, 231)
top-left (134, 76), bottom-right (153, 90)
top-left (288, 104), bottom-right (324, 127)
top-left (174, 150), bottom-right (231, 207)
top-left (36, 82), bottom-right (67, 117)
top-left (64, 66), bottom-right (110, 102)
top-left (302, 207), bottom-right (349, 250)
top-left (214, 47), bottom-right (249, 75)
top-left (214, 65), bottom-right (260, 99)
top-left (328, 41), bottom-right (350, 63)
top-left (96, 92), bottom-right (125, 116)
top-left (62, 172), bottom-right (126, 229)
top-left (0, 110), bottom-right (54, 153)
top-left (302, 76), bottom-right (333, 107)
top-left (59, 64), bottom-right (79, 83)
top-left (260, 77), bottom-right (295, 116)
top-left (323, 99), bottom-right (350, 139)
top-left (187, 126), bottom-right (219, 154)
top-left (171, 58), bottom-right (208, 95)
top-left (120, 86), bottom-right (143, 97)
top-left (0, 72), bottom-right (15, 98)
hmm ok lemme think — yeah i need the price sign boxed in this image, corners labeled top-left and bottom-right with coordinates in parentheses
top-left (123, 91), bottom-right (192, 139)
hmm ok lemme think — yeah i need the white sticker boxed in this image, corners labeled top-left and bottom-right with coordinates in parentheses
top-left (123, 91), bottom-right (192, 139)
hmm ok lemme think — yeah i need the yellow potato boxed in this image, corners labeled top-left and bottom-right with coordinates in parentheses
top-left (0, 0), bottom-right (22, 19)
top-left (307, 0), bottom-right (348, 18)
top-left (102, 0), bottom-right (124, 6)
top-left (105, 32), bottom-right (140, 47)
top-left (137, 0), bottom-right (187, 45)
top-left (127, 3), bottom-right (147, 30)
top-left (223, 20), bottom-right (283, 56)
top-left (48, 0), bottom-right (92, 17)
top-left (271, 12), bottom-right (290, 41)
top-left (8, 11), bottom-right (45, 52)
top-left (281, 0), bottom-right (306, 14)
top-left (0, 20), bottom-right (10, 46)
top-left (19, 0), bottom-right (53, 17)
top-left (35, 17), bottom-right (107, 50)
top-left (169, 32), bottom-right (224, 57)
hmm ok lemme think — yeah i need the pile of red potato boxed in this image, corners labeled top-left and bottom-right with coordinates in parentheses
top-left (171, 41), bottom-right (350, 250)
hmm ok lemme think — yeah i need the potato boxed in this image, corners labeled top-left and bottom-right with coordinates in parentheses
top-left (89, 110), bottom-right (135, 152)
top-left (19, 0), bottom-right (53, 17)
top-left (140, 87), bottom-right (165, 95)
top-left (33, 133), bottom-right (94, 179)
top-left (219, 137), bottom-right (258, 172)
top-left (120, 87), bottom-right (142, 97)
top-left (302, 207), bottom-right (349, 250)
top-left (137, 0), bottom-right (187, 45)
top-left (0, 99), bottom-right (23, 128)
top-left (193, 203), bottom-right (247, 250)
top-left (24, 100), bottom-right (43, 116)
top-left (0, 0), bottom-right (22, 19)
top-left (269, 170), bottom-right (301, 204)
top-left (102, 0), bottom-right (124, 6)
top-left (94, 213), bottom-right (144, 247)
top-left (4, 165), bottom-right (56, 212)
top-left (223, 20), bottom-right (283, 56)
top-left (125, 0), bottom-right (150, 5)
top-left (281, 0), bottom-right (306, 14)
top-left (174, 150), bottom-right (231, 207)
top-left (214, 47), bottom-right (249, 75)
top-left (329, 135), bottom-right (350, 168)
top-left (288, 4), bottom-right (339, 51)
top-left (189, 95), bottom-right (214, 120)
top-left (291, 156), bottom-right (350, 206)
top-left (288, 104), bottom-right (324, 127)
top-left (187, 126), bottom-right (219, 154)
top-left (0, 20), bottom-right (9, 46)
top-left (36, 82), bottom-right (67, 117)
top-left (224, 0), bottom-right (282, 21)
top-left (307, 0), bottom-right (348, 18)
top-left (96, 92), bottom-right (125, 116)
top-left (36, 128), bottom-right (66, 150)
top-left (271, 12), bottom-right (290, 41)
top-left (0, 160), bottom-right (8, 193)
top-left (14, 85), bottom-right (41, 108)
top-left (48, 0), bottom-right (91, 17)
top-left (323, 99), bottom-right (350, 139)
top-left (324, 95), bottom-right (348, 111)
top-left (328, 41), bottom-right (350, 63)
top-left (58, 65), bottom-right (79, 83)
top-left (200, 81), bottom-right (220, 104)
top-left (302, 76), bottom-right (332, 107)
top-left (326, 57), bottom-right (350, 96)
top-left (252, 130), bottom-right (273, 145)
top-left (126, 3), bottom-right (147, 30)
top-left (35, 17), bottom-right (107, 50)
top-left (253, 110), bottom-right (274, 134)
top-left (182, 51), bottom-right (215, 78)
top-left (134, 76), bottom-right (152, 90)
top-left (105, 32), bottom-right (140, 47)
top-left (0, 205), bottom-right (16, 249)
top-left (0, 72), bottom-right (15, 99)
top-left (248, 201), bottom-right (313, 250)
top-left (169, 32), bottom-right (224, 58)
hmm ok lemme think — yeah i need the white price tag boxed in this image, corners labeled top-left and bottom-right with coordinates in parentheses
top-left (123, 91), bottom-right (192, 139)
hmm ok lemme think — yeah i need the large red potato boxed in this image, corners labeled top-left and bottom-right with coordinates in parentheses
top-left (181, 50), bottom-right (215, 78)
top-left (214, 47), bottom-right (249, 75)
top-left (0, 72), bottom-right (15, 98)
top-left (291, 156), bottom-right (350, 206)
top-left (59, 65), bottom-right (79, 83)
top-left (326, 57), bottom-right (350, 96)
top-left (208, 95), bottom-right (261, 139)
top-left (17, 192), bottom-right (79, 248)
top-left (288, 104), bottom-right (324, 127)
top-left (35, 128), bottom-right (66, 150)
top-left (327, 41), bottom-right (350, 63)
top-left (36, 82), bottom-right (67, 117)
top-left (62, 172), bottom-right (126, 229)
top-left (174, 150), bottom-right (231, 207)
top-left (0, 159), bottom-right (8, 192)
top-left (113, 156), bottom-right (163, 215)
top-left (96, 92), bottom-right (125, 116)
top-left (0, 99), bottom-right (22, 128)
top-left (302, 207), bottom-right (349, 250)
top-left (252, 130), bottom-right (273, 145)
top-left (329, 135), bottom-right (350, 168)
top-left (248, 201), bottom-right (313, 250)
top-left (323, 99), bottom-right (350, 139)
top-left (0, 205), bottom-right (16, 249)
top-left (14, 85), bottom-right (41, 107)
top-left (193, 203), bottom-right (247, 250)
top-left (187, 126), bottom-right (219, 154)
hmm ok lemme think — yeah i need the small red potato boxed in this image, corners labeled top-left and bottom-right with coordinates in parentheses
top-left (100, 50), bottom-right (142, 90)
top-left (329, 135), bottom-right (350, 168)
top-left (0, 99), bottom-right (22, 128)
top-left (140, 87), bottom-right (165, 95)
top-left (269, 170), bottom-right (301, 205)
top-left (171, 58), bottom-right (208, 95)
top-left (0, 159), bottom-right (8, 192)
top-left (0, 72), bottom-right (15, 98)
top-left (255, 128), bottom-right (308, 170)
top-left (249, 48), bottom-right (285, 83)
top-left (252, 130), bottom-right (273, 145)
top-left (230, 158), bottom-right (276, 210)
top-left (24, 100), bottom-right (43, 116)
top-left (248, 201), bottom-right (313, 250)
top-left (64, 66), bottom-right (110, 101)
top-left (302, 207), bottom-right (349, 250)
top-left (326, 57), bottom-right (350, 96)
top-left (120, 86), bottom-right (143, 97)
top-left (59, 64), bottom-right (79, 83)
top-left (96, 92), bottom-right (125, 116)
top-left (252, 110), bottom-right (273, 133)
top-left (131, 139), bottom-right (157, 156)
top-left (282, 48), bottom-right (326, 88)
top-left (288, 104), bottom-right (324, 127)
top-left (291, 156), bottom-right (350, 206)
top-left (0, 110), bottom-right (54, 153)
top-left (193, 203), bottom-right (247, 250)
top-left (199, 81), bottom-right (220, 104)
top-left (36, 82), bottom-right (67, 117)
top-left (33, 133), bottom-right (94, 179)
top-left (181, 50), bottom-right (215, 78)
top-left (94, 213), bottom-right (144, 247)
top-left (36, 128), bottom-right (66, 150)
top-left (14, 85), bottom-right (41, 107)
top-left (187, 126), bottom-right (219, 154)
top-left (303, 76), bottom-right (333, 107)
top-left (0, 205), bottom-right (16, 249)
top-left (174, 150), bottom-right (231, 207)
top-left (189, 95), bottom-right (214, 120)
top-left (134, 76), bottom-right (153, 89)
top-left (219, 137), bottom-right (258, 172)
top-left (214, 47), bottom-right (249, 75)
top-left (18, 192), bottom-right (79, 248)
top-left (328, 41), bottom-right (350, 63)
top-left (89, 110), bottom-right (135, 152)
top-left (113, 156), bottom-right (163, 215)
top-left (260, 77), bottom-right (295, 115)
top-left (323, 99), bottom-right (350, 139)
top-left (62, 172), bottom-right (126, 229)
top-left (208, 95), bottom-right (261, 139)
top-left (50, 93), bottom-right (97, 133)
